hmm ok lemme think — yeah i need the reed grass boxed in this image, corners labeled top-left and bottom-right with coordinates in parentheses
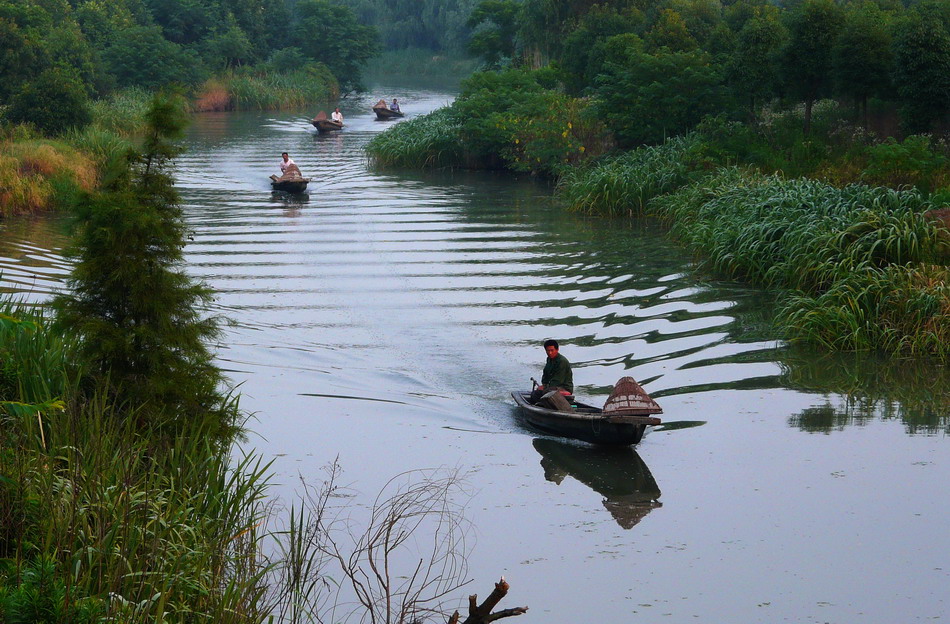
top-left (649, 168), bottom-right (950, 358)
top-left (557, 134), bottom-right (703, 216)
top-left (0, 139), bottom-right (98, 216)
top-left (217, 65), bottom-right (339, 111)
top-left (365, 107), bottom-right (464, 168)
top-left (0, 301), bottom-right (274, 623)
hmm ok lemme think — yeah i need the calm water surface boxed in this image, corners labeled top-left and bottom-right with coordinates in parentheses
top-left (3, 89), bottom-right (950, 622)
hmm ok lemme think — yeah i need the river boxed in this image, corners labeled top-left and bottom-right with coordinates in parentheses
top-left (2, 87), bottom-right (950, 622)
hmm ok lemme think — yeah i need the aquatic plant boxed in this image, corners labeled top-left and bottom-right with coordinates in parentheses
top-left (650, 168), bottom-right (950, 357)
top-left (0, 139), bottom-right (97, 216)
top-left (222, 64), bottom-right (339, 111)
top-left (557, 134), bottom-right (703, 216)
top-left (366, 107), bottom-right (464, 168)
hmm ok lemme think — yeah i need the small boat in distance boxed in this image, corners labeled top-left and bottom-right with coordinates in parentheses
top-left (373, 99), bottom-right (405, 120)
top-left (511, 377), bottom-right (662, 446)
top-left (311, 110), bottom-right (343, 133)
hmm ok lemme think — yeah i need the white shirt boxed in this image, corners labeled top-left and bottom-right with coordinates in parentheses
top-left (331, 111), bottom-right (343, 123)
top-left (279, 157), bottom-right (296, 172)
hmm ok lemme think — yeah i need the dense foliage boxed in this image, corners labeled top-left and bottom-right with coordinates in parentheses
top-left (0, 0), bottom-right (379, 132)
top-left (53, 93), bottom-right (237, 431)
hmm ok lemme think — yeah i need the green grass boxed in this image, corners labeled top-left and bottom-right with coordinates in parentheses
top-left (557, 134), bottom-right (703, 216)
top-left (648, 168), bottom-right (950, 358)
top-left (365, 107), bottom-right (464, 168)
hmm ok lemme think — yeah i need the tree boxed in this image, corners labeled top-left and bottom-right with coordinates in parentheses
top-left (592, 41), bottom-right (730, 146)
top-left (727, 7), bottom-right (786, 119)
top-left (891, 10), bottom-right (950, 133)
top-left (292, 0), bottom-right (379, 93)
top-left (466, 0), bottom-right (521, 68)
top-left (4, 67), bottom-right (92, 135)
top-left (644, 9), bottom-right (699, 53)
top-left (0, 17), bottom-right (47, 103)
top-left (103, 26), bottom-right (206, 88)
top-left (202, 19), bottom-right (255, 69)
top-left (53, 92), bottom-right (235, 432)
top-left (779, 0), bottom-right (844, 133)
top-left (831, 3), bottom-right (892, 129)
top-left (559, 4), bottom-right (643, 93)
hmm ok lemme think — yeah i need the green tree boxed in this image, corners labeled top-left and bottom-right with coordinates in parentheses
top-left (644, 9), bottom-right (699, 52)
top-left (831, 3), bottom-right (892, 129)
top-left (592, 39), bottom-right (730, 146)
top-left (892, 10), bottom-right (950, 133)
top-left (559, 4), bottom-right (643, 93)
top-left (202, 19), bottom-right (255, 69)
top-left (0, 17), bottom-right (47, 102)
top-left (4, 66), bottom-right (92, 135)
top-left (53, 92), bottom-right (235, 432)
top-left (103, 26), bottom-right (205, 88)
top-left (779, 0), bottom-right (844, 134)
top-left (292, 0), bottom-right (379, 93)
top-left (727, 7), bottom-right (786, 119)
top-left (467, 0), bottom-right (521, 67)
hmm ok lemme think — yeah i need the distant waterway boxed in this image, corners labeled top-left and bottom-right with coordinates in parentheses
top-left (2, 87), bottom-right (950, 622)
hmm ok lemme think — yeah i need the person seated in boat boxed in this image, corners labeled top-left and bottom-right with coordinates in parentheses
top-left (530, 339), bottom-right (573, 404)
top-left (331, 108), bottom-right (343, 124)
top-left (277, 152), bottom-right (301, 179)
top-left (390, 98), bottom-right (400, 112)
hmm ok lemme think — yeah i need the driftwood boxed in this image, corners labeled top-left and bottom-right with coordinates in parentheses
top-left (446, 578), bottom-right (527, 624)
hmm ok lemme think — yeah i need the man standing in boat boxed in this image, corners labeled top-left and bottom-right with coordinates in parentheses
top-left (331, 108), bottom-right (344, 124)
top-left (530, 339), bottom-right (573, 403)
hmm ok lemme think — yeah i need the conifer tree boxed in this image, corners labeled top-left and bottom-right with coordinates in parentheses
top-left (54, 92), bottom-right (236, 433)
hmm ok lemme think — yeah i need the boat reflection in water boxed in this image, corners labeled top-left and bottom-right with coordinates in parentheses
top-left (533, 438), bottom-right (662, 530)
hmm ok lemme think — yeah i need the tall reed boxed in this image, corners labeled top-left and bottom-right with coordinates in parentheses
top-left (557, 134), bottom-right (703, 216)
top-left (650, 168), bottom-right (950, 357)
top-left (365, 107), bottom-right (464, 168)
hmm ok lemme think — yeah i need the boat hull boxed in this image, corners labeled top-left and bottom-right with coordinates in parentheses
top-left (312, 119), bottom-right (343, 133)
top-left (511, 391), bottom-right (659, 446)
top-left (271, 179), bottom-right (310, 193)
top-left (373, 106), bottom-right (404, 120)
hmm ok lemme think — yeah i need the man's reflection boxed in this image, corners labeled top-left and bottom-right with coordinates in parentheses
top-left (533, 438), bottom-right (662, 529)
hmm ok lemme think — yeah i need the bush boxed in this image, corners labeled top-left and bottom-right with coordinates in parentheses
top-left (862, 135), bottom-right (950, 193)
top-left (4, 67), bottom-right (92, 136)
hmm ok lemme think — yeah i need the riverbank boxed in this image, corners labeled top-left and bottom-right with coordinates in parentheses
top-left (366, 69), bottom-right (950, 360)
top-left (0, 64), bottom-right (340, 217)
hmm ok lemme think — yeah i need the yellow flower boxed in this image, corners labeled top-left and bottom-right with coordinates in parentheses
top-left (568, 122), bottom-right (573, 129)
top-left (515, 138), bottom-right (520, 144)
top-left (562, 131), bottom-right (568, 138)
top-left (579, 145), bottom-right (586, 152)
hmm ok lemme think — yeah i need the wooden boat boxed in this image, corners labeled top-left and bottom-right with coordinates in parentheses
top-left (270, 174), bottom-right (311, 193)
top-left (533, 438), bottom-right (661, 529)
top-left (311, 111), bottom-right (343, 133)
top-left (511, 377), bottom-right (662, 446)
top-left (373, 99), bottom-right (404, 120)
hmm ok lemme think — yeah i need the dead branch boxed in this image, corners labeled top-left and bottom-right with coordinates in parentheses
top-left (447, 577), bottom-right (528, 624)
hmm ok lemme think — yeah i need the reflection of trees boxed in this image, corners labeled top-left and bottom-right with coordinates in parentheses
top-left (781, 349), bottom-right (950, 434)
top-left (533, 438), bottom-right (661, 530)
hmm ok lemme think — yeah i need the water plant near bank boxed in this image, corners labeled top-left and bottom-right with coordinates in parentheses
top-left (649, 169), bottom-right (950, 358)
top-left (557, 134), bottom-right (703, 216)
top-left (195, 65), bottom-right (339, 112)
top-left (367, 68), bottom-right (611, 177)
top-left (0, 130), bottom-right (98, 216)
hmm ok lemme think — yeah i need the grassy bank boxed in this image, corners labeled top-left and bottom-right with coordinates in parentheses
top-left (0, 303), bottom-right (272, 622)
top-left (366, 68), bottom-right (612, 176)
top-left (194, 64), bottom-right (339, 112)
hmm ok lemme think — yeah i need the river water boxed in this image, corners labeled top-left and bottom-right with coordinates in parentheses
top-left (3, 88), bottom-right (950, 622)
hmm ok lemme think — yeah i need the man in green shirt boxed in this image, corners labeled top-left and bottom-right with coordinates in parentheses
top-left (531, 339), bottom-right (573, 403)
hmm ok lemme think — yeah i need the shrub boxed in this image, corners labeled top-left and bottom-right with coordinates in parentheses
top-left (862, 135), bottom-right (950, 193)
top-left (4, 67), bottom-right (92, 137)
